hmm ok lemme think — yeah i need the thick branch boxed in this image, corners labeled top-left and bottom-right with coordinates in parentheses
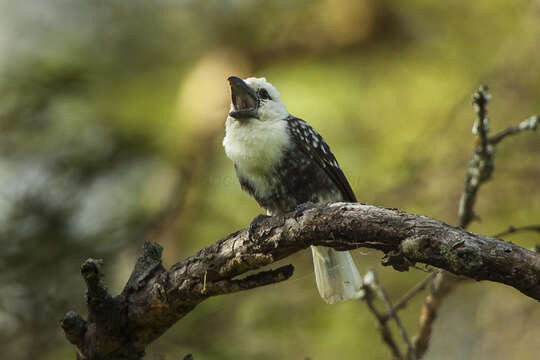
top-left (63, 202), bottom-right (540, 359)
top-left (170, 202), bottom-right (540, 300)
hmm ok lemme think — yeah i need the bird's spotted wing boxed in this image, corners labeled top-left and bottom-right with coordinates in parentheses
top-left (287, 116), bottom-right (357, 202)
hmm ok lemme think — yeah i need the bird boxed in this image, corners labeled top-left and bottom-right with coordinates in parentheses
top-left (223, 76), bottom-right (363, 304)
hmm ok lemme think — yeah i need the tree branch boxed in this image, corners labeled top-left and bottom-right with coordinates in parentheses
top-left (458, 85), bottom-right (493, 229)
top-left (412, 271), bottom-right (456, 358)
top-left (380, 271), bottom-right (437, 321)
top-left (364, 271), bottom-right (416, 360)
top-left (62, 202), bottom-right (540, 359)
top-left (493, 224), bottom-right (540, 238)
top-left (412, 87), bottom-right (538, 358)
top-left (488, 114), bottom-right (539, 145)
top-left (362, 274), bottom-right (403, 360)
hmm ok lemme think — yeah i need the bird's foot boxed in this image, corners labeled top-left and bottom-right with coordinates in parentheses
top-left (248, 214), bottom-right (270, 241)
top-left (293, 202), bottom-right (315, 218)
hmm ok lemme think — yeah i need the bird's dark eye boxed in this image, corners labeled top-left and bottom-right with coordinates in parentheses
top-left (258, 88), bottom-right (272, 100)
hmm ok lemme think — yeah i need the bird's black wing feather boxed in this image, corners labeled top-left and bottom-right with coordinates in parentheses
top-left (286, 116), bottom-right (357, 202)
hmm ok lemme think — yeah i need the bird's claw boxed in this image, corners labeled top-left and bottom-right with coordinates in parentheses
top-left (248, 214), bottom-right (270, 241)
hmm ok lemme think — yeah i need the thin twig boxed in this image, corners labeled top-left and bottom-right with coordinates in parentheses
top-left (493, 224), bottom-right (540, 238)
top-left (412, 271), bottom-right (455, 358)
top-left (376, 284), bottom-right (417, 360)
top-left (363, 273), bottom-right (404, 360)
top-left (458, 85), bottom-right (494, 228)
top-left (381, 272), bottom-right (437, 321)
top-left (362, 270), bottom-right (417, 360)
top-left (488, 114), bottom-right (538, 145)
top-left (473, 85), bottom-right (491, 157)
top-left (365, 297), bottom-right (403, 360)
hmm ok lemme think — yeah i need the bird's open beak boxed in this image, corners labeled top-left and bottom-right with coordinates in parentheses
top-left (228, 76), bottom-right (258, 119)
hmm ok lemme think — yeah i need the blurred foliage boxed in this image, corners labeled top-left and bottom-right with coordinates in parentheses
top-left (0, 1), bottom-right (539, 359)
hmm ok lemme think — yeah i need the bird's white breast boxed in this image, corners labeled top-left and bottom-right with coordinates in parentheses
top-left (223, 116), bottom-right (290, 197)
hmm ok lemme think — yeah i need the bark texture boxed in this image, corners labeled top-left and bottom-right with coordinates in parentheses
top-left (62, 202), bottom-right (540, 359)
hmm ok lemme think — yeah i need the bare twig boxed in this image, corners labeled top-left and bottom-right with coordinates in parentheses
top-left (373, 278), bottom-right (417, 360)
top-left (488, 114), bottom-right (538, 145)
top-left (458, 85), bottom-right (494, 228)
top-left (363, 275), bottom-right (404, 360)
top-left (493, 224), bottom-right (540, 238)
top-left (473, 85), bottom-right (491, 156)
top-left (413, 86), bottom-right (539, 358)
top-left (412, 271), bottom-right (456, 358)
top-left (381, 271), bottom-right (437, 321)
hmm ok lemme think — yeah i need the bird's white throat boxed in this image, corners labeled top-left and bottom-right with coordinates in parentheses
top-left (223, 116), bottom-right (290, 192)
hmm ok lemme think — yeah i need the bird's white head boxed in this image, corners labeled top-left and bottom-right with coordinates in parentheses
top-left (223, 76), bottom-right (292, 178)
top-left (227, 76), bottom-right (289, 123)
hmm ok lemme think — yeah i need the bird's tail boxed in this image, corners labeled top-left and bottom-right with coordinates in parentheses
top-left (311, 246), bottom-right (363, 304)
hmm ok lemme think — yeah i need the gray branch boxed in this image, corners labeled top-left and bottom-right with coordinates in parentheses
top-left (380, 271), bottom-right (437, 321)
top-left (458, 88), bottom-right (538, 229)
top-left (458, 85), bottom-right (493, 228)
top-left (412, 87), bottom-right (538, 358)
top-left (62, 202), bottom-right (540, 359)
top-left (488, 114), bottom-right (539, 145)
top-left (362, 274), bottom-right (404, 360)
top-left (364, 270), bottom-right (416, 360)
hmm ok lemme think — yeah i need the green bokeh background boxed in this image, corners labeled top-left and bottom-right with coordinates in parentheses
top-left (0, 1), bottom-right (539, 359)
